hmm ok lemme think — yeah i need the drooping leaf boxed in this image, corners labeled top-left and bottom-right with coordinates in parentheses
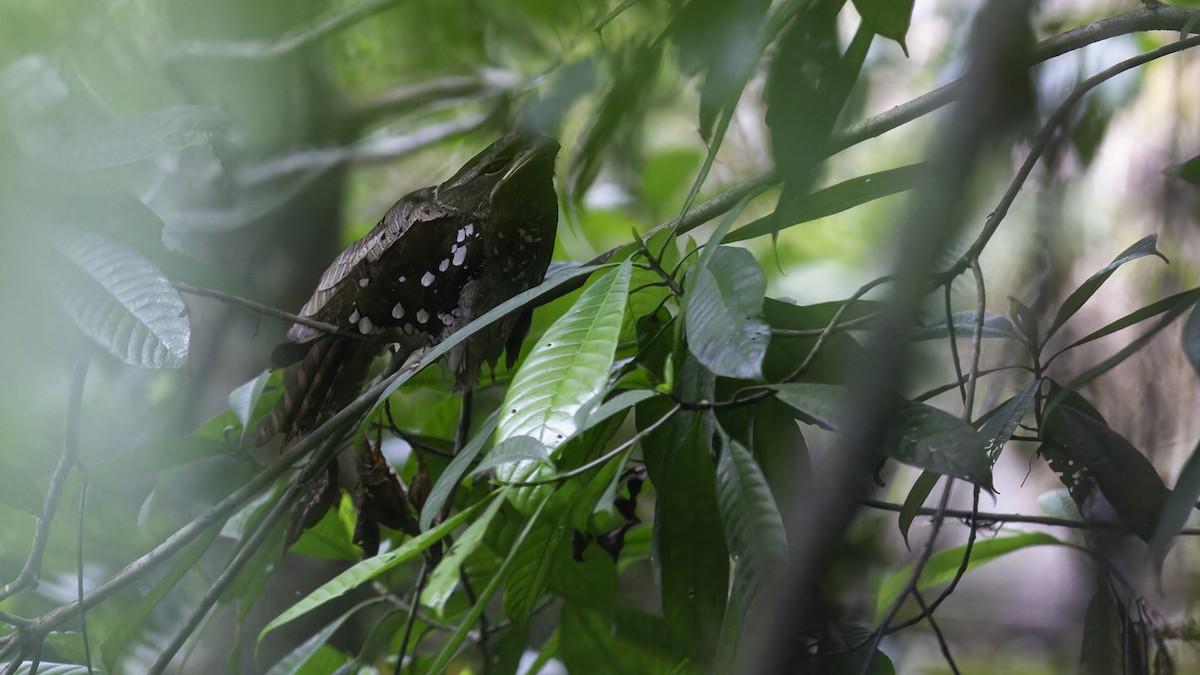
top-left (1149, 437), bottom-right (1200, 567)
top-left (715, 432), bottom-right (787, 622)
top-left (684, 246), bottom-right (770, 379)
top-left (1078, 585), bottom-right (1123, 675)
top-left (727, 164), bottom-right (928, 244)
top-left (495, 260), bottom-right (631, 509)
top-left (898, 470), bottom-right (939, 548)
top-left (1056, 287), bottom-right (1200, 359)
top-left (852, 0), bottom-right (916, 50)
top-left (885, 403), bottom-right (993, 489)
top-left (874, 532), bottom-right (1062, 619)
top-left (49, 228), bottom-right (190, 368)
top-left (1046, 235), bottom-right (1168, 341)
top-left (1043, 405), bottom-right (1169, 541)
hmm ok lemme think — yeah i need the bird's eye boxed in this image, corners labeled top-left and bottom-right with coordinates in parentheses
top-left (481, 156), bottom-right (511, 175)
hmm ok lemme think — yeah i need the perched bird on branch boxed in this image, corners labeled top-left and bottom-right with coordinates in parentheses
top-left (258, 131), bottom-right (560, 551)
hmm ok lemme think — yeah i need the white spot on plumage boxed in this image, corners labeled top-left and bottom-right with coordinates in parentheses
top-left (421, 271), bottom-right (435, 287)
top-left (348, 308), bottom-right (360, 324)
top-left (452, 245), bottom-right (467, 266)
top-left (392, 303), bottom-right (405, 319)
top-left (465, 223), bottom-right (475, 237)
top-left (358, 277), bottom-right (369, 288)
top-left (398, 275), bottom-right (406, 283)
top-left (441, 313), bottom-right (454, 326)
top-left (439, 259), bottom-right (449, 272)
top-left (456, 229), bottom-right (466, 243)
top-left (416, 309), bottom-right (430, 324)
top-left (358, 316), bottom-right (374, 334)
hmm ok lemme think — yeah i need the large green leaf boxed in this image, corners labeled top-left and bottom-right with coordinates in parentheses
top-left (418, 410), bottom-right (499, 530)
top-left (874, 532), bottom-right (1062, 619)
top-left (715, 433), bottom-right (787, 622)
top-left (767, 382), bottom-right (849, 430)
top-left (885, 403), bottom-right (992, 489)
top-left (685, 246), bottom-right (770, 380)
top-left (503, 507), bottom-right (569, 622)
top-left (50, 228), bottom-right (190, 368)
top-left (1046, 235), bottom-right (1167, 342)
top-left (261, 600), bottom-right (373, 675)
top-left (495, 260), bottom-right (631, 508)
top-left (259, 500), bottom-right (484, 641)
top-left (638, 366), bottom-right (728, 662)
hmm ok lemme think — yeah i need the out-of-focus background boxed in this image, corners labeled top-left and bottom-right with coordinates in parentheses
top-left (1, 0), bottom-right (1199, 672)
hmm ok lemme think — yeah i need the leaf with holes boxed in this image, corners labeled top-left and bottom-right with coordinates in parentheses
top-left (495, 260), bottom-right (631, 509)
top-left (50, 228), bottom-right (190, 368)
top-left (685, 246), bottom-right (770, 380)
top-left (716, 433), bottom-right (787, 622)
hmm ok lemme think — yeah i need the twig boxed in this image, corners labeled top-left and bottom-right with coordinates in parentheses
top-left (938, 33), bottom-right (1200, 283)
top-left (0, 359), bottom-right (89, 603)
top-left (75, 464), bottom-right (93, 675)
top-left (173, 281), bottom-right (358, 339)
top-left (147, 484), bottom-right (300, 675)
top-left (395, 563), bottom-right (432, 675)
top-left (914, 590), bottom-right (960, 675)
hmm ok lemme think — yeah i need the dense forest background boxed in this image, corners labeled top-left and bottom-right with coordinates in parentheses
top-left (2, 0), bottom-right (1200, 673)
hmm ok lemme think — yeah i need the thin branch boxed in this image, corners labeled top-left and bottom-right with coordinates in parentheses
top-left (147, 485), bottom-right (299, 675)
top-left (964, 259), bottom-right (987, 419)
top-left (0, 359), bottom-right (89, 603)
top-left (174, 281), bottom-right (358, 339)
top-left (859, 497), bottom-right (1200, 534)
top-left (172, 0), bottom-right (408, 59)
top-left (938, 32), bottom-right (1200, 283)
top-left (914, 590), bottom-right (961, 675)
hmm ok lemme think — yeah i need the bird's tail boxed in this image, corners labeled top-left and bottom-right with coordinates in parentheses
top-left (258, 336), bottom-right (378, 446)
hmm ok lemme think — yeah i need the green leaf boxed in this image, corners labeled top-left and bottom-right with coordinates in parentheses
top-left (260, 500), bottom-right (484, 641)
top-left (716, 433), bottom-right (787, 622)
top-left (898, 471), bottom-right (939, 548)
top-left (767, 382), bottom-right (849, 430)
top-left (8, 663), bottom-right (93, 675)
top-left (261, 600), bottom-right (371, 675)
top-left (1150, 438), bottom-right (1200, 567)
top-left (1044, 406), bottom-right (1169, 541)
top-left (49, 228), bottom-right (190, 368)
top-left (684, 246), bottom-right (770, 380)
top-left (912, 311), bottom-right (1021, 341)
top-left (1046, 235), bottom-right (1168, 341)
top-left (976, 379), bottom-right (1039, 462)
top-left (503, 509), bottom-right (568, 622)
top-left (419, 410), bottom-right (499, 530)
top-left (421, 488), bottom-right (508, 616)
top-left (1165, 153), bottom-right (1200, 185)
top-left (1057, 288), bottom-right (1200, 359)
top-left (426, 493), bottom-right (553, 674)
top-left (560, 603), bottom-right (701, 675)
top-left (229, 369), bottom-right (272, 440)
top-left (573, 390), bottom-right (659, 435)
top-left (548, 539), bottom-right (619, 610)
top-left (496, 260), bottom-right (632, 508)
top-left (725, 164), bottom-right (929, 244)
top-left (638, 368), bottom-right (728, 661)
top-left (1184, 300), bottom-right (1200, 376)
top-left (40, 105), bottom-right (225, 171)
top-left (1079, 585), bottom-right (1123, 675)
top-left (885, 403), bottom-right (992, 489)
top-left (874, 532), bottom-right (1062, 619)
top-left (471, 436), bottom-right (552, 477)
top-left (852, 0), bottom-right (916, 49)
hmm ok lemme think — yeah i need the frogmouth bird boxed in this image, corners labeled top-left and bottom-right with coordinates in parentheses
top-left (259, 131), bottom-right (560, 550)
